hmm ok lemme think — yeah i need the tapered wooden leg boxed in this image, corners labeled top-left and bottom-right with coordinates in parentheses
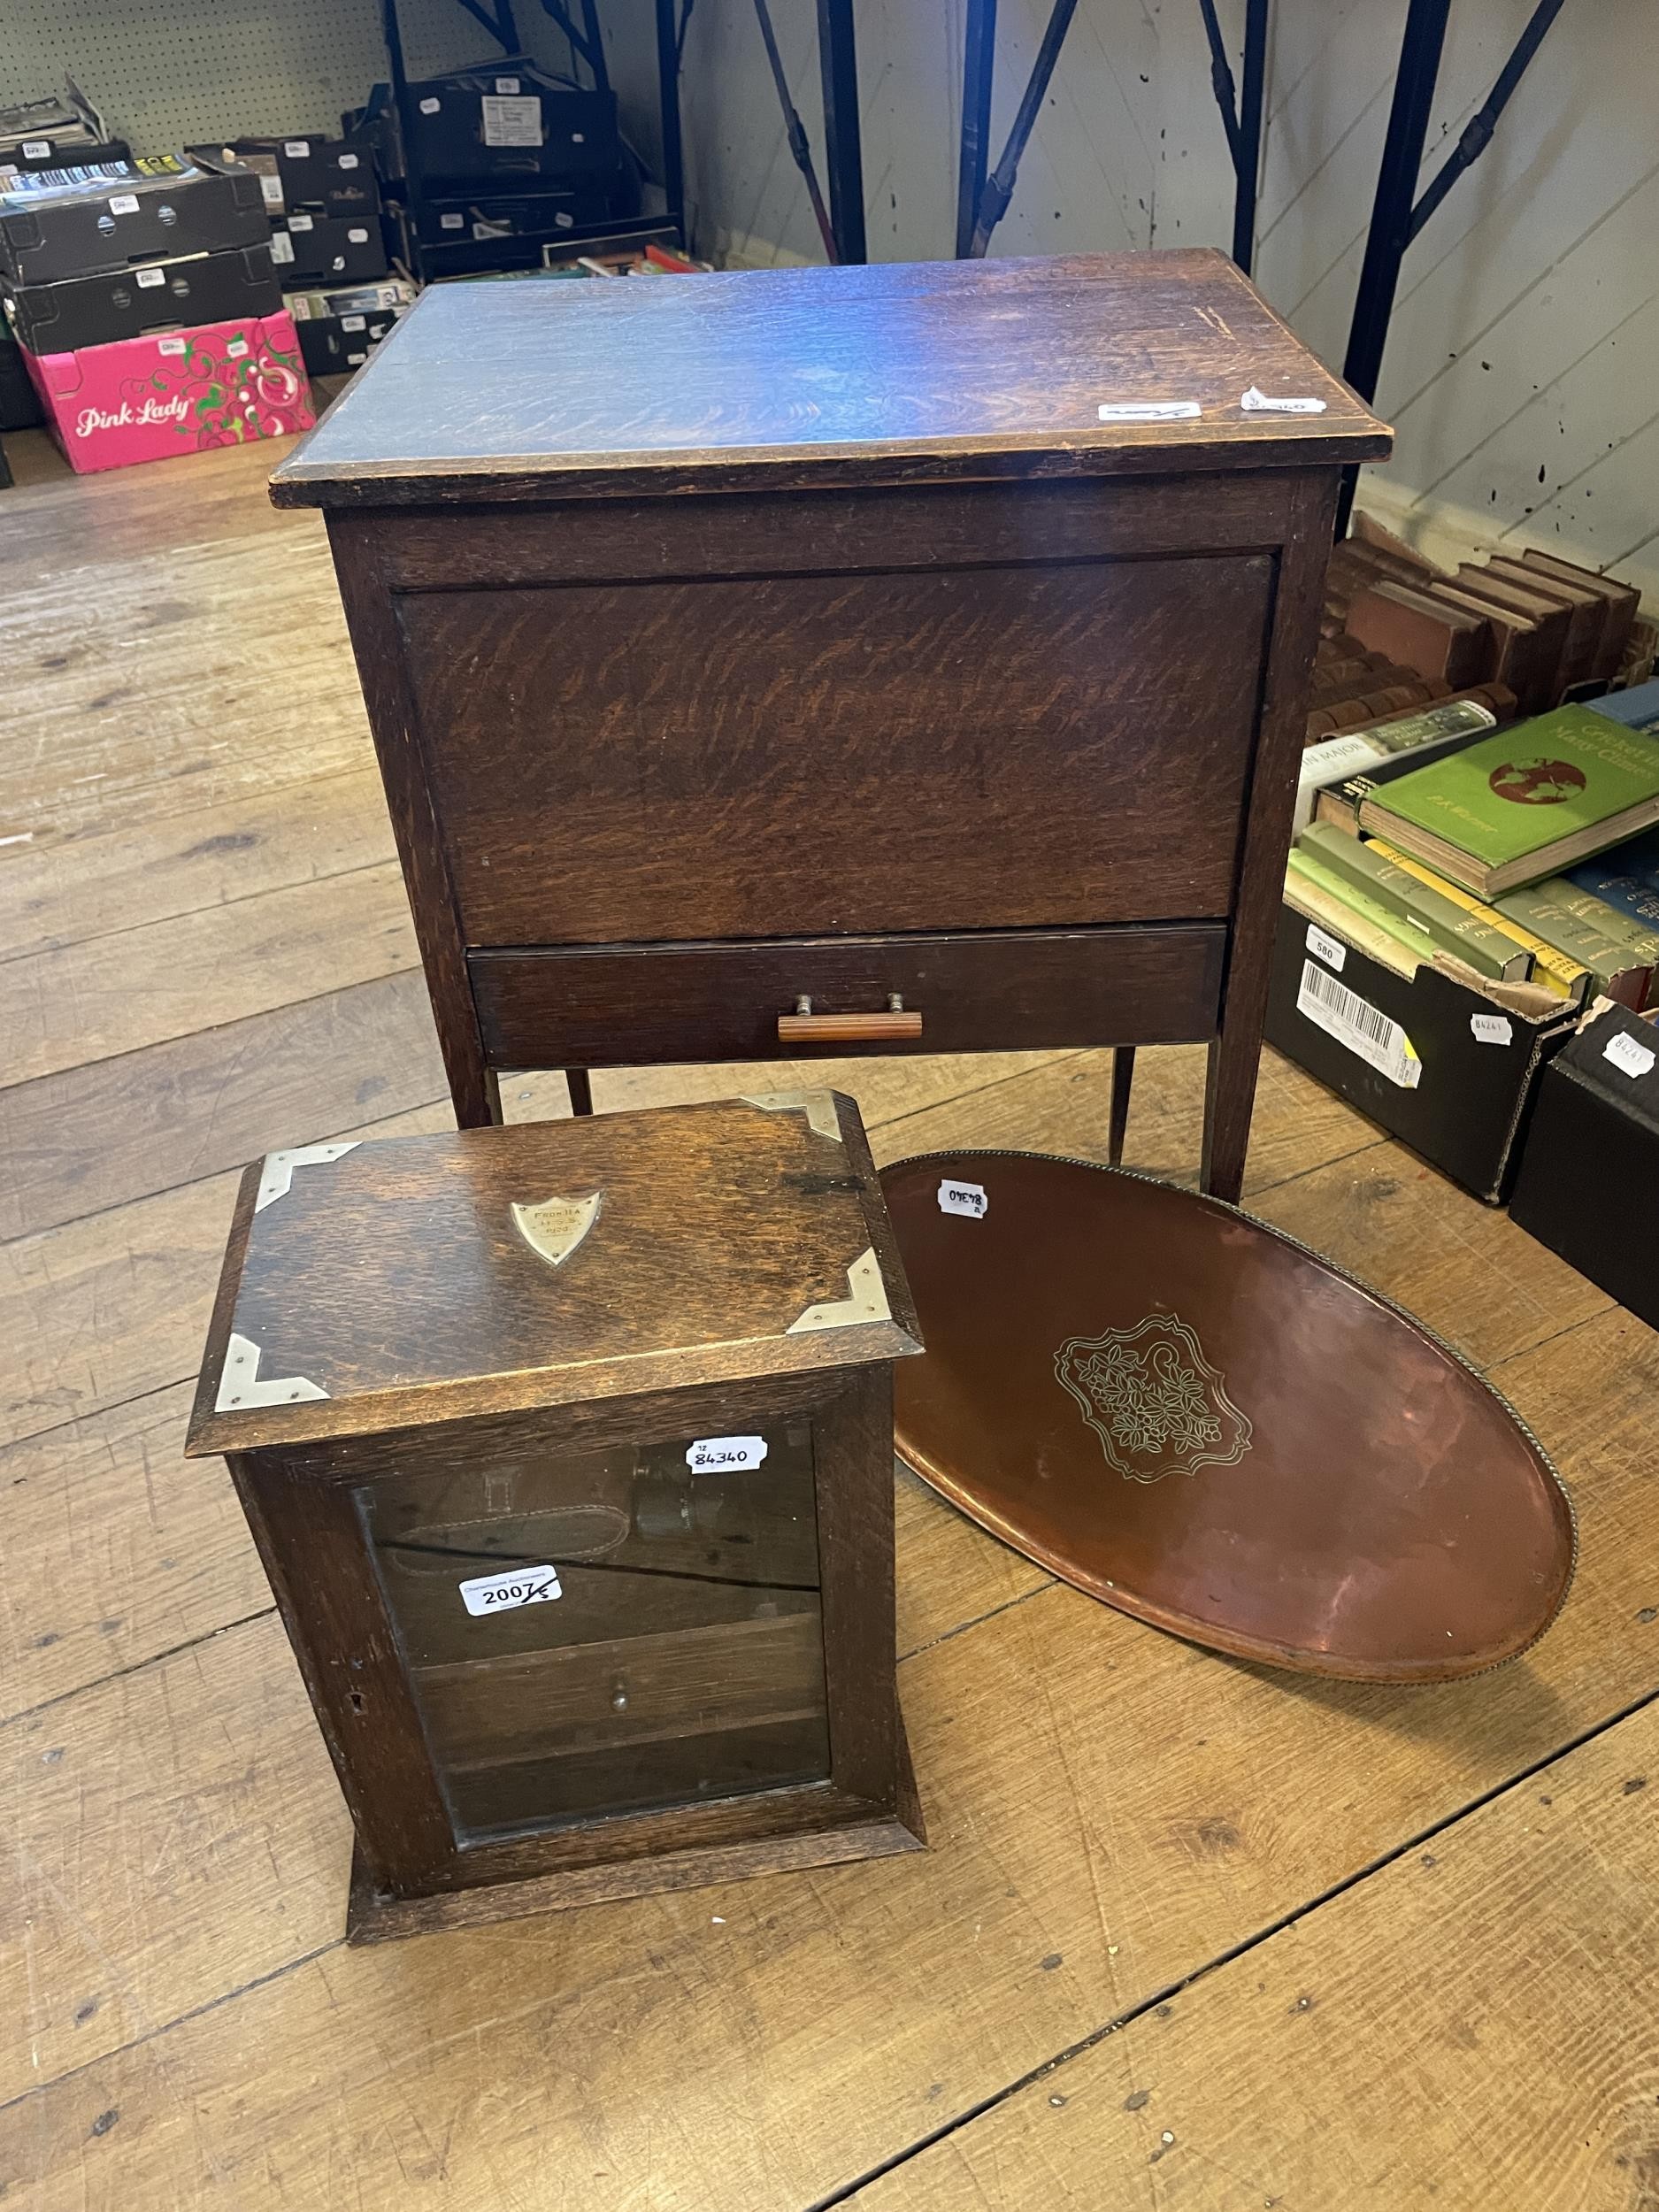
top-left (1109, 1046), bottom-right (1135, 1165)
top-left (1201, 1022), bottom-right (1262, 1204)
top-left (566, 1068), bottom-right (595, 1116)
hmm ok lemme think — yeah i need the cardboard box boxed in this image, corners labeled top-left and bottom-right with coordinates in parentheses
top-left (292, 301), bottom-right (403, 373)
top-left (24, 310), bottom-right (313, 472)
top-left (269, 212), bottom-right (387, 284)
top-left (1508, 1001), bottom-right (1659, 1326)
top-left (0, 327), bottom-right (44, 427)
top-left (0, 85), bottom-right (127, 176)
top-left (191, 134), bottom-right (379, 217)
top-left (4, 242), bottom-right (281, 353)
top-left (403, 63), bottom-right (620, 186)
top-left (1264, 902), bottom-right (1578, 1202)
top-left (0, 161), bottom-right (268, 283)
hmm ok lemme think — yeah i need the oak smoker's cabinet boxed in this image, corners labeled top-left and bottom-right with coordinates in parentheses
top-left (186, 1093), bottom-right (925, 1941)
top-left (271, 249), bottom-right (1390, 1201)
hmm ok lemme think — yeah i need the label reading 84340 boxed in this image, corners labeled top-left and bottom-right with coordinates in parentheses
top-left (458, 1563), bottom-right (562, 1617)
top-left (687, 1435), bottom-right (768, 1474)
top-left (938, 1178), bottom-right (988, 1219)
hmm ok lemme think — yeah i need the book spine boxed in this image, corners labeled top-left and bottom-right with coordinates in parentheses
top-left (1525, 879), bottom-right (1659, 966)
top-left (1368, 839), bottom-right (1588, 1000)
top-left (1495, 883), bottom-right (1657, 1006)
top-left (1298, 824), bottom-right (1528, 979)
top-left (1564, 864), bottom-right (1659, 931)
top-left (1281, 863), bottom-right (1421, 980)
top-left (1286, 851), bottom-right (1437, 970)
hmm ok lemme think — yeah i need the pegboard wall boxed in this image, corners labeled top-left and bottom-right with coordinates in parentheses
top-left (1, 0), bottom-right (584, 153)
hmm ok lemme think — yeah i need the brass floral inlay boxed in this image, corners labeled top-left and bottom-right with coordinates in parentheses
top-left (1055, 1313), bottom-right (1252, 1484)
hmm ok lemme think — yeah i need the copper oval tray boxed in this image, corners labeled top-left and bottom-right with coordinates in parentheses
top-left (881, 1152), bottom-right (1574, 1681)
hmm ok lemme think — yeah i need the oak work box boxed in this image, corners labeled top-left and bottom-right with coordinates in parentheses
top-left (269, 249), bottom-right (1390, 1203)
top-left (186, 1093), bottom-right (925, 1941)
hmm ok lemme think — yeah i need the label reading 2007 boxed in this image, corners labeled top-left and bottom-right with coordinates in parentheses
top-left (458, 1563), bottom-right (562, 1617)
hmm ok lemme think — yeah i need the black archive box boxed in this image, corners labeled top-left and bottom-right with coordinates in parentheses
top-left (1509, 1001), bottom-right (1659, 1328)
top-left (229, 134), bottom-right (378, 216)
top-left (1264, 901), bottom-right (1578, 1203)
top-left (270, 213), bottom-right (387, 285)
top-left (4, 242), bottom-right (281, 353)
top-left (0, 329), bottom-right (44, 427)
top-left (403, 61), bottom-right (620, 187)
top-left (0, 164), bottom-right (269, 284)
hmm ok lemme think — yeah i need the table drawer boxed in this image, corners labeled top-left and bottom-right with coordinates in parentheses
top-left (470, 924), bottom-right (1226, 1068)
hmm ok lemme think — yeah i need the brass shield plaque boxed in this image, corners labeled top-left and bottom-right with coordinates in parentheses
top-left (510, 1190), bottom-right (603, 1269)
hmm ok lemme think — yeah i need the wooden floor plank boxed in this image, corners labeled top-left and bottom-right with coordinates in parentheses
top-left (0, 970), bottom-right (445, 1242)
top-left (844, 1697), bottom-right (1659, 2210)
top-left (864, 1041), bottom-right (1382, 1195)
top-left (0, 862), bottom-right (416, 1088)
top-left (0, 1099), bottom-right (454, 1451)
top-left (1252, 1140), bottom-right (1612, 1370)
top-left (0, 764), bottom-right (393, 961)
top-left (0, 534), bottom-right (367, 845)
top-left (0, 433), bottom-right (305, 568)
top-left (2, 1300), bottom-right (1651, 2208)
top-left (0, 1380), bottom-right (265, 1725)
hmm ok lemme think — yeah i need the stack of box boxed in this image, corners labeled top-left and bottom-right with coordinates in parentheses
top-left (0, 155), bottom-right (312, 472)
top-left (364, 58), bottom-right (640, 277)
top-left (0, 85), bottom-right (132, 430)
top-left (0, 83), bottom-right (129, 180)
top-left (190, 133), bottom-right (409, 379)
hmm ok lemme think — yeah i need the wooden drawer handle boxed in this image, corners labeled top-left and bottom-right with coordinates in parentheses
top-left (777, 995), bottom-right (924, 1044)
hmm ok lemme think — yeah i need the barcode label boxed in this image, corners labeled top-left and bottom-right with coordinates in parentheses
top-left (1296, 960), bottom-right (1421, 1089)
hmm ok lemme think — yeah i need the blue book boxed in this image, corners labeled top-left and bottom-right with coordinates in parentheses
top-left (1589, 678), bottom-right (1659, 735)
top-left (1569, 823), bottom-right (1659, 927)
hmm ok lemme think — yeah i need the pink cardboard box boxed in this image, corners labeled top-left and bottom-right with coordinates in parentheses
top-left (25, 310), bottom-right (315, 473)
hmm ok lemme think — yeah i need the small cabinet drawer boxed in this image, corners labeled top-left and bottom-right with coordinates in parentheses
top-left (469, 924), bottom-right (1227, 1069)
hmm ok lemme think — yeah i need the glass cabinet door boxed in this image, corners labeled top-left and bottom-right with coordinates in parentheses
top-left (355, 1421), bottom-right (830, 1845)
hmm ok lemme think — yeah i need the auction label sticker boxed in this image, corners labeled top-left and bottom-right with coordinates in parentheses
top-left (1305, 921), bottom-right (1347, 973)
top-left (459, 1563), bottom-right (562, 1617)
top-left (1605, 1030), bottom-right (1657, 1079)
top-left (938, 1179), bottom-right (989, 1219)
top-left (687, 1435), bottom-right (768, 1474)
top-left (1470, 1012), bottom-right (1513, 1047)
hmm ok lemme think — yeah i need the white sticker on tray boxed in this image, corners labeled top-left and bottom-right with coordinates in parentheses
top-left (341, 312), bottom-right (366, 330)
top-left (283, 139), bottom-right (309, 157)
top-left (259, 173), bottom-right (284, 207)
top-left (270, 231), bottom-right (295, 262)
top-left (459, 1563), bottom-right (562, 1616)
top-left (495, 75), bottom-right (522, 93)
top-left (1604, 1029), bottom-right (1657, 1079)
top-left (1098, 399), bottom-right (1200, 421)
top-left (419, 96), bottom-right (442, 114)
top-left (1305, 921), bottom-right (1347, 973)
top-left (108, 192), bottom-right (139, 214)
top-left (686, 1435), bottom-right (768, 1475)
top-left (226, 334), bottom-right (249, 357)
top-left (288, 210), bottom-right (313, 230)
top-left (482, 93), bottom-right (543, 147)
top-left (1241, 384), bottom-right (1327, 414)
top-left (440, 211), bottom-right (465, 227)
top-left (1470, 1012), bottom-right (1513, 1047)
top-left (136, 265), bottom-right (165, 288)
top-left (938, 1178), bottom-right (989, 1220)
top-left (1296, 959), bottom-right (1421, 1089)
top-left (157, 335), bottom-right (187, 354)
top-left (21, 140), bottom-right (51, 159)
top-left (338, 152), bottom-right (360, 169)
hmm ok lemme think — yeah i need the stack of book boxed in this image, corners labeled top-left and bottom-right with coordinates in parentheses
top-left (1286, 695), bottom-right (1659, 1012)
top-left (1315, 520), bottom-right (1654, 734)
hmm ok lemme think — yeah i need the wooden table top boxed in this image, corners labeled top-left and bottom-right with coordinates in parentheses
top-left (270, 248), bottom-right (1391, 506)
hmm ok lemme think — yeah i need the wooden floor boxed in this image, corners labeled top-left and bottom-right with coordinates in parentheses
top-left (1, 432), bottom-right (1655, 2212)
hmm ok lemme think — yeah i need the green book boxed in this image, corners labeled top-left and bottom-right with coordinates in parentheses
top-left (1494, 879), bottom-right (1654, 1004)
top-left (1297, 822), bottom-right (1532, 979)
top-left (1286, 850), bottom-right (1439, 971)
top-left (1359, 707), bottom-right (1659, 896)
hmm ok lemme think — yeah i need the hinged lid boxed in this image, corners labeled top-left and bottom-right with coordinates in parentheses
top-left (268, 249), bottom-right (1390, 509)
top-left (186, 1094), bottom-right (919, 1455)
